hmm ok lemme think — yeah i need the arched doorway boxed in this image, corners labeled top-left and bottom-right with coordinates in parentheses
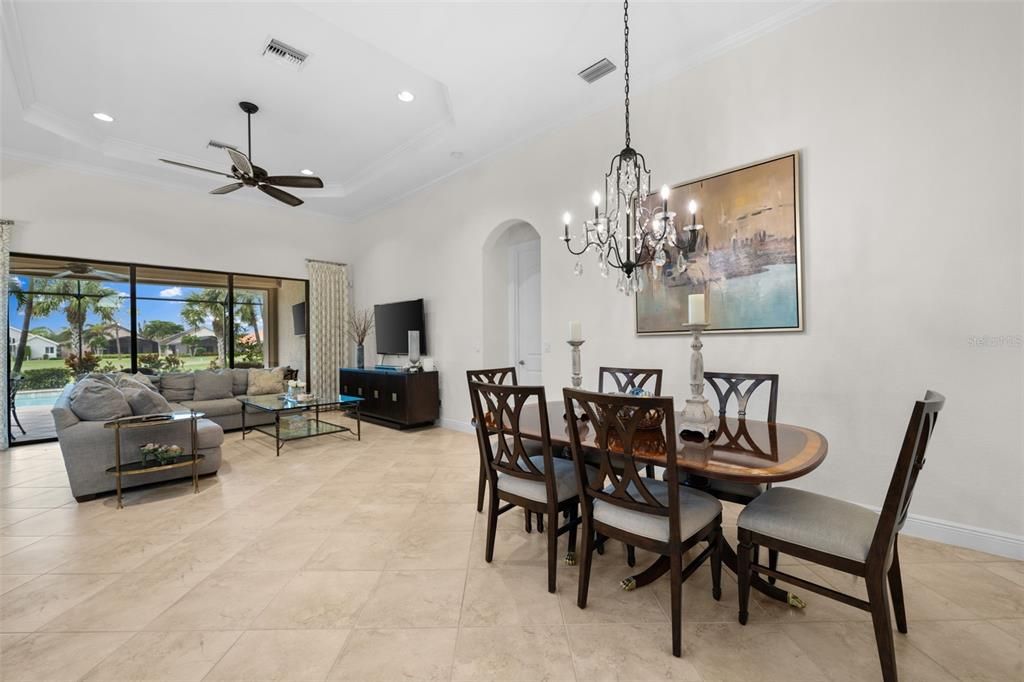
top-left (481, 220), bottom-right (542, 383)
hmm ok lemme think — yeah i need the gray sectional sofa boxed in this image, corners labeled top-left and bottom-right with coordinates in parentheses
top-left (52, 367), bottom-right (289, 502)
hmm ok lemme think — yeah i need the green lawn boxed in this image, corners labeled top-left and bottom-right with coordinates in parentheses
top-left (16, 355), bottom-right (218, 373)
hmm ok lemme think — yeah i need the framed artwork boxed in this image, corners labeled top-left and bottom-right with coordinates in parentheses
top-left (635, 152), bottom-right (803, 334)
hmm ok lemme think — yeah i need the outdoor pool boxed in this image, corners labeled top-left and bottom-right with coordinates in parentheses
top-left (16, 389), bottom-right (64, 407)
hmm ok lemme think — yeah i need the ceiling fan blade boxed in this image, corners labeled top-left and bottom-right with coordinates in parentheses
top-left (159, 158), bottom-right (234, 178)
top-left (210, 182), bottom-right (244, 195)
top-left (265, 175), bottom-right (324, 189)
top-left (94, 270), bottom-right (129, 281)
top-left (225, 148), bottom-right (253, 177)
top-left (51, 270), bottom-right (75, 279)
top-left (258, 184), bottom-right (303, 207)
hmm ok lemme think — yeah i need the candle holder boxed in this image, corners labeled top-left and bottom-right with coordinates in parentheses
top-left (679, 323), bottom-right (717, 440)
top-left (565, 339), bottom-right (589, 422)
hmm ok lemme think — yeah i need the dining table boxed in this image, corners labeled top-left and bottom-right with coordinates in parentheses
top-left (515, 400), bottom-right (829, 608)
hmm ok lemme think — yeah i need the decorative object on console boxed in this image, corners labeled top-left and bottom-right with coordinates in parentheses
top-left (140, 442), bottom-right (183, 467)
top-left (346, 308), bottom-right (375, 370)
top-left (636, 153), bottom-right (802, 334)
top-left (406, 330), bottom-right (422, 372)
top-left (561, 0), bottom-right (683, 297)
top-left (159, 101), bottom-right (325, 207)
top-left (679, 312), bottom-right (717, 439)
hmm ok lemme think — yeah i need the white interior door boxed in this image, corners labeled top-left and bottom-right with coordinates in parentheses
top-left (509, 239), bottom-right (542, 385)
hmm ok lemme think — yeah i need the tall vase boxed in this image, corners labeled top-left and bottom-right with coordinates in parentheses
top-left (356, 344), bottom-right (365, 370)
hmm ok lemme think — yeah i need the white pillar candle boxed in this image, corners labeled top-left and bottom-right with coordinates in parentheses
top-left (570, 320), bottom-right (583, 342)
top-left (688, 294), bottom-right (706, 325)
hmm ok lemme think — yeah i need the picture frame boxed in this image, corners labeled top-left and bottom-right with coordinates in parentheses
top-left (635, 151), bottom-right (803, 335)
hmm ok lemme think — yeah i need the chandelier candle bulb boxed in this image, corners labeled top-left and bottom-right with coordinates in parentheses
top-left (661, 185), bottom-right (670, 214)
top-left (570, 321), bottom-right (583, 342)
top-left (688, 293), bottom-right (706, 325)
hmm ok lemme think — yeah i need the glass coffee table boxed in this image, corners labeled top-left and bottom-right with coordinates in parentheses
top-left (237, 394), bottom-right (363, 456)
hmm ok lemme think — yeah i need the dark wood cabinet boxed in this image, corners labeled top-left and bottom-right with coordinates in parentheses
top-left (339, 369), bottom-right (439, 428)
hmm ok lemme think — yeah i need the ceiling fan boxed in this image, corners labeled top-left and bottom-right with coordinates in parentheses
top-left (159, 101), bottom-right (323, 207)
top-left (53, 262), bottom-right (129, 282)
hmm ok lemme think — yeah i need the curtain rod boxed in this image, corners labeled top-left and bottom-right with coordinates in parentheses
top-left (305, 258), bottom-right (348, 266)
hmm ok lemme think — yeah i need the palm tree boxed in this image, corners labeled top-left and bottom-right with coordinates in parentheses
top-left (182, 289), bottom-right (227, 366)
top-left (233, 291), bottom-right (263, 346)
top-left (53, 280), bottom-right (116, 357)
top-left (10, 276), bottom-right (64, 374)
top-left (96, 293), bottom-right (125, 357)
top-left (83, 323), bottom-right (109, 354)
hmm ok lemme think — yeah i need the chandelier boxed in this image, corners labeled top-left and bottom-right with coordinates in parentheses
top-left (561, 0), bottom-right (703, 296)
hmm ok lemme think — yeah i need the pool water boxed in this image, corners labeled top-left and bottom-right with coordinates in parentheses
top-left (15, 389), bottom-right (64, 408)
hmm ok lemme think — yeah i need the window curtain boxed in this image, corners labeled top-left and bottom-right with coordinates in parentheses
top-left (306, 260), bottom-right (349, 399)
top-left (0, 221), bottom-right (11, 450)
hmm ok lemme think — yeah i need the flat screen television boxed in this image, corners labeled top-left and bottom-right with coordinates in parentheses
top-left (292, 302), bottom-right (306, 336)
top-left (374, 298), bottom-right (426, 355)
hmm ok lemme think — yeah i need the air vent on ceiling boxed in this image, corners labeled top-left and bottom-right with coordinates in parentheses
top-left (578, 58), bottom-right (616, 84)
top-left (262, 38), bottom-right (308, 69)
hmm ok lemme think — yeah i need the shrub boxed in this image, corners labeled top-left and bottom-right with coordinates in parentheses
top-left (65, 352), bottom-right (99, 374)
top-left (20, 368), bottom-right (72, 390)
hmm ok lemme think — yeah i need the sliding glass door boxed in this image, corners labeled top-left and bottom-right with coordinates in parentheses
top-left (7, 254), bottom-right (307, 445)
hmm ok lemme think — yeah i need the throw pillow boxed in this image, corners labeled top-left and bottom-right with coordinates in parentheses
top-left (132, 372), bottom-right (159, 391)
top-left (229, 368), bottom-right (249, 396)
top-left (68, 379), bottom-right (132, 421)
top-left (122, 387), bottom-right (173, 416)
top-left (113, 374), bottom-right (155, 394)
top-left (83, 372), bottom-right (116, 386)
top-left (160, 372), bottom-right (195, 402)
top-left (246, 367), bottom-right (286, 395)
top-left (193, 371), bottom-right (233, 401)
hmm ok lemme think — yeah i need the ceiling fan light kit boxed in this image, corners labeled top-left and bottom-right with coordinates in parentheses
top-left (159, 101), bottom-right (324, 207)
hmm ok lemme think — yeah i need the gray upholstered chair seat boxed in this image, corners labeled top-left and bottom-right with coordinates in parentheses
top-left (593, 479), bottom-right (722, 542)
top-left (497, 455), bottom-right (599, 503)
top-left (738, 487), bottom-right (879, 562)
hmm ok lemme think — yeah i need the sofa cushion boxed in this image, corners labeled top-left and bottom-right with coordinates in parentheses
top-left (122, 387), bottom-right (173, 416)
top-left (113, 374), bottom-right (157, 394)
top-left (194, 371), bottom-right (233, 401)
top-left (246, 367), bottom-right (285, 396)
top-left (228, 368), bottom-right (249, 396)
top-left (160, 372), bottom-right (195, 402)
top-left (181, 398), bottom-right (243, 418)
top-left (195, 418), bottom-right (226, 449)
top-left (83, 372), bottom-right (116, 386)
top-left (132, 372), bottom-right (158, 391)
top-left (68, 379), bottom-right (132, 421)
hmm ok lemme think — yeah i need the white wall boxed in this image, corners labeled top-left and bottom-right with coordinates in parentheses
top-left (277, 279), bottom-right (308, 381)
top-left (0, 157), bottom-right (350, 280)
top-left (345, 3), bottom-right (1024, 551)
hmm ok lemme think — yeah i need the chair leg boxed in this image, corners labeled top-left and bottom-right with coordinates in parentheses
top-left (626, 544), bottom-right (636, 567)
top-left (645, 464), bottom-right (656, 478)
top-left (710, 529), bottom-right (722, 601)
top-left (546, 511), bottom-right (558, 594)
top-left (670, 550), bottom-right (683, 657)
top-left (11, 408), bottom-right (25, 435)
top-left (888, 539), bottom-right (908, 634)
top-left (577, 520), bottom-right (594, 608)
top-left (566, 505), bottom-right (579, 565)
top-left (525, 510), bottom-right (532, 533)
top-left (595, 533), bottom-right (606, 555)
top-left (737, 533), bottom-right (753, 625)
top-left (476, 462), bottom-right (486, 513)
top-left (537, 513), bottom-right (544, 534)
top-left (867, 571), bottom-right (899, 682)
top-left (768, 549), bottom-right (779, 585)
top-left (484, 493), bottom-right (499, 563)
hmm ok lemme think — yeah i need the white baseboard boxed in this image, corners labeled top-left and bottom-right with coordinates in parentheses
top-left (894, 511), bottom-right (1024, 561)
top-left (433, 421), bottom-right (1024, 560)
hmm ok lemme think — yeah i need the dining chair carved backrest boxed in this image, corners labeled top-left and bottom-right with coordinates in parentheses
top-left (704, 371), bottom-right (779, 421)
top-left (469, 381), bottom-right (581, 593)
top-left (597, 367), bottom-right (663, 396)
top-left (563, 388), bottom-right (723, 657)
top-left (735, 390), bottom-right (945, 682)
top-left (467, 368), bottom-right (518, 513)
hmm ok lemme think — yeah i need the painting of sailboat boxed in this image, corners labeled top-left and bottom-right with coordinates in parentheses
top-left (636, 153), bottom-right (803, 334)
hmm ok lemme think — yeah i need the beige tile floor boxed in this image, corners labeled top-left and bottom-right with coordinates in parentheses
top-left (1, 418), bottom-right (1021, 681)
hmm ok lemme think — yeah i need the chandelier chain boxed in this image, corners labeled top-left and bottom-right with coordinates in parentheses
top-left (623, 0), bottom-right (630, 148)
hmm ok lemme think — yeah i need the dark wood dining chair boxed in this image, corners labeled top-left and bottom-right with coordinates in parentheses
top-left (467, 367), bottom-right (518, 513)
top-left (691, 371), bottom-right (781, 578)
top-left (469, 381), bottom-right (595, 593)
top-left (597, 366), bottom-right (663, 396)
top-left (564, 388), bottom-right (723, 657)
top-left (735, 390), bottom-right (945, 682)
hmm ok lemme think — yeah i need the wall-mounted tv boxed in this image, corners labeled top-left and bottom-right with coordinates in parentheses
top-left (292, 302), bottom-right (306, 336)
top-left (374, 298), bottom-right (426, 355)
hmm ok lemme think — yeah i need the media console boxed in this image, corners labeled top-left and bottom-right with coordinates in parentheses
top-left (339, 368), bottom-right (439, 429)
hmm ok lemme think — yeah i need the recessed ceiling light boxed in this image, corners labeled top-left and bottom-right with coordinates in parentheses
top-left (397, 91), bottom-right (415, 103)
top-left (300, 169), bottom-right (314, 176)
top-left (92, 112), bottom-right (114, 122)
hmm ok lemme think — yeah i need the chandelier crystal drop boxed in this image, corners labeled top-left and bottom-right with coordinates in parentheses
top-left (561, 0), bottom-right (699, 296)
